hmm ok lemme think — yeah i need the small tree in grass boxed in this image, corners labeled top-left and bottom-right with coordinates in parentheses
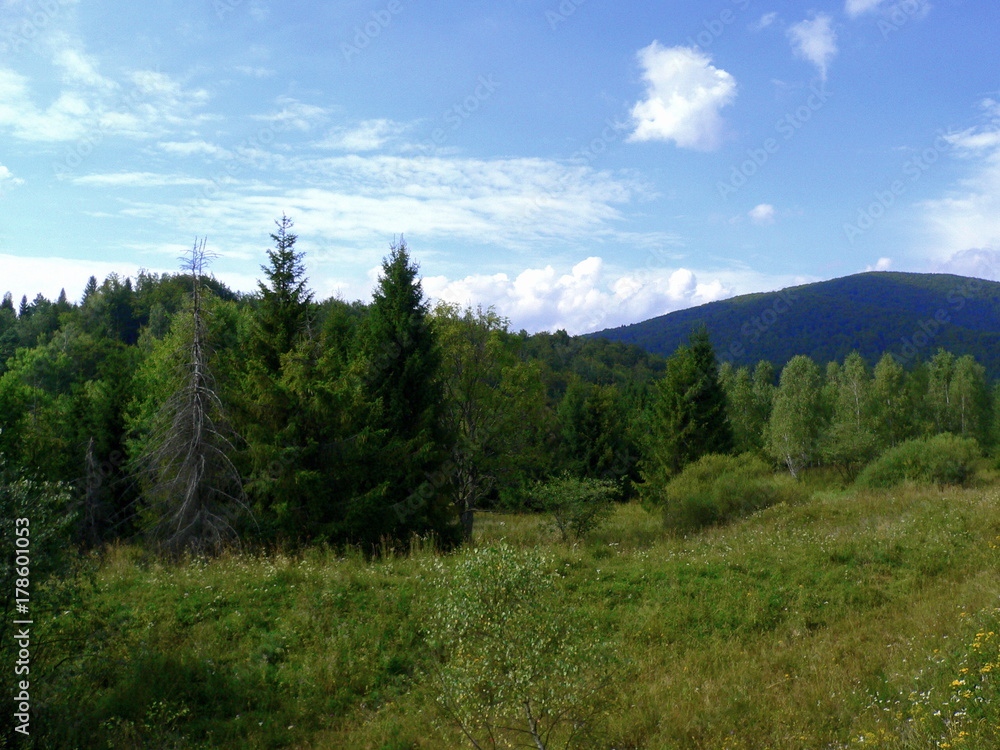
top-left (535, 474), bottom-right (617, 542)
top-left (427, 544), bottom-right (616, 749)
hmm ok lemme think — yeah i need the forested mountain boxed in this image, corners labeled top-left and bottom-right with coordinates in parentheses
top-left (589, 272), bottom-right (1000, 379)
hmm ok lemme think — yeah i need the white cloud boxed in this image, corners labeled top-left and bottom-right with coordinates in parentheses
top-left (865, 257), bottom-right (892, 271)
top-left (628, 43), bottom-right (737, 151)
top-left (0, 253), bottom-right (166, 303)
top-left (845, 0), bottom-right (931, 19)
top-left (248, 0), bottom-right (269, 22)
top-left (0, 54), bottom-right (213, 142)
top-left (234, 65), bottom-right (275, 78)
top-left (750, 12), bottom-right (778, 31)
top-left (71, 172), bottom-right (212, 188)
top-left (0, 164), bottom-right (25, 191)
top-left (423, 256), bottom-right (732, 334)
top-left (111, 153), bottom-right (647, 258)
top-left (251, 95), bottom-right (329, 132)
top-left (748, 203), bottom-right (776, 225)
top-left (52, 44), bottom-right (115, 90)
top-left (936, 248), bottom-right (1000, 280)
top-left (921, 99), bottom-right (1000, 261)
top-left (788, 15), bottom-right (837, 81)
top-left (158, 140), bottom-right (233, 159)
top-left (845, 0), bottom-right (887, 17)
top-left (318, 119), bottom-right (408, 151)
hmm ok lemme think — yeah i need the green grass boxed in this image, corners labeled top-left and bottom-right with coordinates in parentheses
top-left (30, 483), bottom-right (1000, 749)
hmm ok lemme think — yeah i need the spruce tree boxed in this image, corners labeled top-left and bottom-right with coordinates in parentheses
top-left (352, 240), bottom-right (458, 548)
top-left (252, 214), bottom-right (313, 374)
top-left (241, 215), bottom-right (316, 541)
top-left (639, 327), bottom-right (732, 501)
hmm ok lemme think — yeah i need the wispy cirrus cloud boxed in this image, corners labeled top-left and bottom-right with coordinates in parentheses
top-left (79, 152), bottom-right (650, 268)
top-left (250, 95), bottom-right (329, 132)
top-left (70, 172), bottom-right (214, 188)
top-left (318, 119), bottom-right (409, 151)
top-left (921, 99), bottom-right (1000, 270)
top-left (0, 51), bottom-right (213, 143)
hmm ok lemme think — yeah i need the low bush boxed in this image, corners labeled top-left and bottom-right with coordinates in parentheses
top-left (659, 453), bottom-right (803, 532)
top-left (855, 433), bottom-right (981, 489)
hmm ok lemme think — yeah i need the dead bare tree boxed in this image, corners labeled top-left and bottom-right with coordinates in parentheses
top-left (134, 239), bottom-right (250, 554)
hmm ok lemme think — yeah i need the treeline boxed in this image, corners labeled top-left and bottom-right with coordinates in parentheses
top-left (2, 219), bottom-right (998, 554)
top-left (639, 328), bottom-right (998, 506)
top-left (0, 218), bottom-right (660, 553)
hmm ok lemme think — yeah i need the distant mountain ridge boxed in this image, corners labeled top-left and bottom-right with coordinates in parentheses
top-left (588, 272), bottom-right (1000, 379)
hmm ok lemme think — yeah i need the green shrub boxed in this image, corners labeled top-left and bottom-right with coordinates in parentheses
top-left (534, 474), bottom-right (618, 541)
top-left (660, 453), bottom-right (803, 532)
top-left (856, 433), bottom-right (981, 489)
top-left (426, 544), bottom-right (615, 748)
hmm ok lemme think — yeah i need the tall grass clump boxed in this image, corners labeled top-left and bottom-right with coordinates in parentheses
top-left (659, 453), bottom-right (805, 532)
top-left (856, 433), bottom-right (981, 489)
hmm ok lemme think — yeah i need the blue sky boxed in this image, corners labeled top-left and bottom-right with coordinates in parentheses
top-left (1, 0), bottom-right (998, 333)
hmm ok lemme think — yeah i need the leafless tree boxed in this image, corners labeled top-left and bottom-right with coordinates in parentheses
top-left (134, 239), bottom-right (250, 554)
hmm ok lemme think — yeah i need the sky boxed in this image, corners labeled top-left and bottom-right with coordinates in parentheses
top-left (1, 0), bottom-right (998, 334)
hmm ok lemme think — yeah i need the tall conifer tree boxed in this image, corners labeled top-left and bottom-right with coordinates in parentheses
top-left (352, 240), bottom-right (459, 548)
top-left (640, 327), bottom-right (732, 501)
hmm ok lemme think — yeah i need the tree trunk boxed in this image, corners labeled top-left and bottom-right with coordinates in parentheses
top-left (461, 507), bottom-right (474, 542)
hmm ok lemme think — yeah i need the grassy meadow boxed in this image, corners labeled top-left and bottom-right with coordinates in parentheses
top-left (28, 477), bottom-right (1000, 749)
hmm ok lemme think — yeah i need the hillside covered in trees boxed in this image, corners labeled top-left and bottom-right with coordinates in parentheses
top-left (1, 222), bottom-right (999, 556)
top-left (3, 219), bottom-right (1000, 748)
top-left (589, 271), bottom-right (1000, 380)
top-left (0, 218), bottom-right (667, 555)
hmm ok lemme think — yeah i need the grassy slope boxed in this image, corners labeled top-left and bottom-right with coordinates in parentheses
top-left (34, 483), bottom-right (1000, 749)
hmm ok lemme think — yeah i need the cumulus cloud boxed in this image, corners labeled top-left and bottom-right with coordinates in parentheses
top-left (748, 203), bottom-right (776, 225)
top-left (787, 15), bottom-right (837, 81)
top-left (628, 43), bottom-right (737, 151)
top-left (865, 257), bottom-right (892, 271)
top-left (423, 256), bottom-right (732, 334)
